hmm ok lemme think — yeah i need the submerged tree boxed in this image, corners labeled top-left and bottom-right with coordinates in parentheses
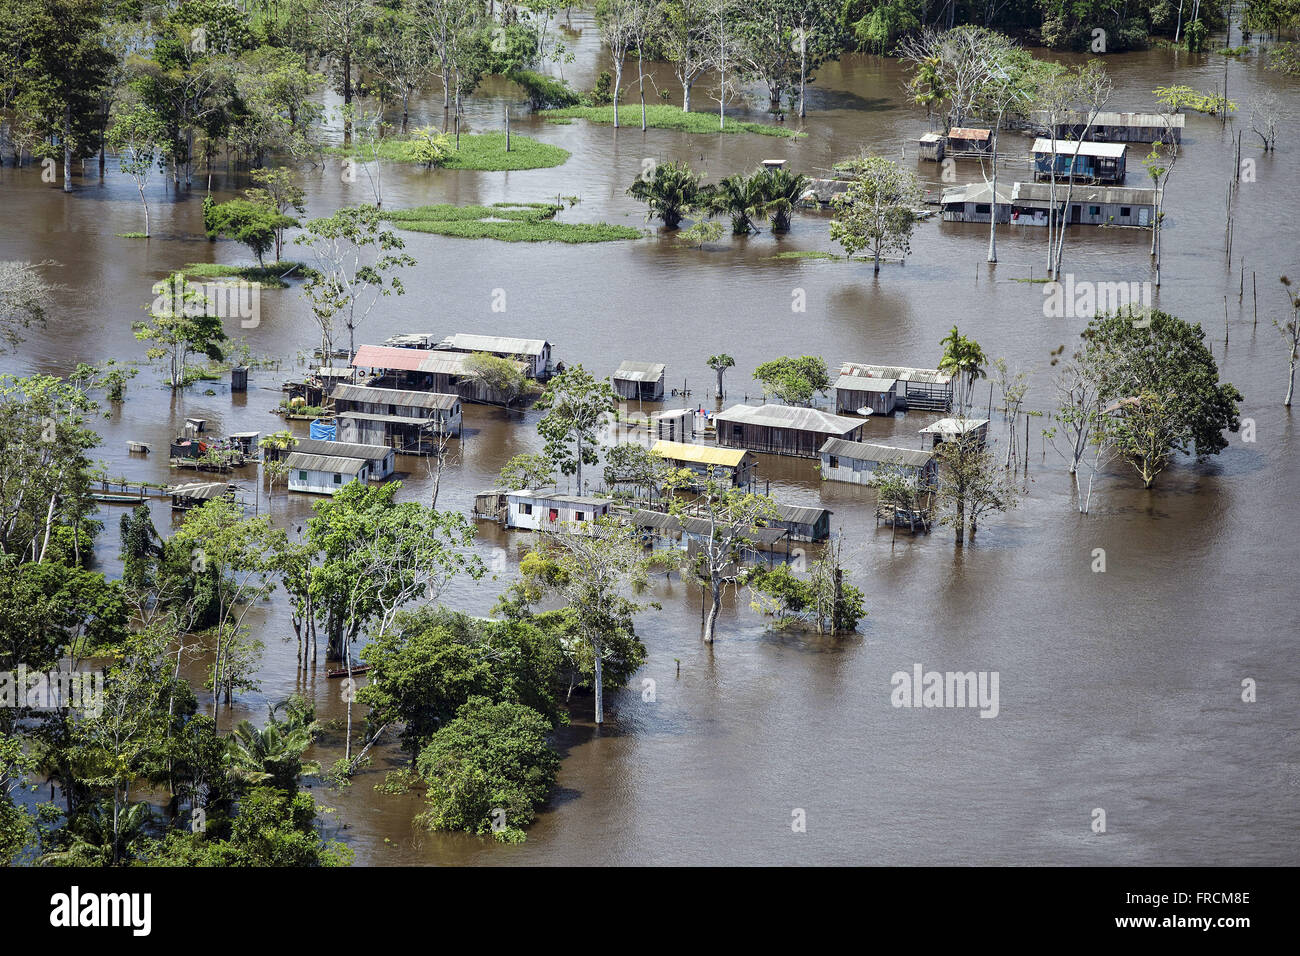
top-left (134, 273), bottom-right (228, 389)
top-left (513, 517), bottom-right (654, 724)
top-left (535, 364), bottom-right (616, 494)
top-left (935, 432), bottom-right (1021, 545)
top-left (938, 325), bottom-right (988, 415)
top-left (707, 353), bottom-right (735, 398)
top-left (295, 205), bottom-right (415, 361)
top-left (1080, 310), bottom-right (1242, 488)
top-left (105, 104), bottom-right (165, 238)
top-left (830, 155), bottom-right (921, 275)
top-left (627, 160), bottom-right (708, 230)
top-left (0, 260), bottom-right (58, 354)
top-left (1278, 276), bottom-right (1300, 407)
top-left (753, 355), bottom-right (831, 406)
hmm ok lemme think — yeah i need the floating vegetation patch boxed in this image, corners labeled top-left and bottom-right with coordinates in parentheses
top-left (541, 104), bottom-right (805, 138)
top-left (381, 202), bottom-right (641, 243)
top-left (180, 261), bottom-right (308, 288)
top-left (329, 132), bottom-right (570, 171)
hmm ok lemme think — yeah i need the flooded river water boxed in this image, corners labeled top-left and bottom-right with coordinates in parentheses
top-left (2, 16), bottom-right (1298, 864)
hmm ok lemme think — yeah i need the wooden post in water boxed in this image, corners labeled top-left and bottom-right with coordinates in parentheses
top-left (1253, 272), bottom-right (1258, 327)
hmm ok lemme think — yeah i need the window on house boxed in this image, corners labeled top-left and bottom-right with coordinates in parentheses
top-left (548, 508), bottom-right (559, 522)
top-left (333, 473), bottom-right (342, 484)
top-left (1121, 206), bottom-right (1131, 217)
top-left (975, 203), bottom-right (991, 214)
top-left (298, 471), bottom-right (307, 481)
top-left (1089, 206), bottom-right (1100, 216)
top-left (828, 456), bottom-right (839, 469)
top-left (520, 503), bottom-right (533, 515)
top-left (575, 512), bottom-right (586, 522)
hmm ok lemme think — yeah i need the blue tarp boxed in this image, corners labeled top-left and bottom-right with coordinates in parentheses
top-left (309, 419), bottom-right (336, 441)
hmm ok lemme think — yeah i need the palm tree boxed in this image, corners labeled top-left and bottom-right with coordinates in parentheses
top-left (227, 700), bottom-right (321, 791)
top-left (39, 799), bottom-right (152, 866)
top-left (627, 160), bottom-right (708, 230)
top-left (708, 174), bottom-right (767, 234)
top-left (759, 168), bottom-right (810, 233)
top-left (707, 354), bottom-right (735, 399)
top-left (938, 325), bottom-right (988, 415)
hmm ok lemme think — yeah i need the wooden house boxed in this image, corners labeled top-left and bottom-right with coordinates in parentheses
top-left (919, 417), bottom-right (990, 448)
top-left (630, 510), bottom-right (790, 570)
top-left (819, 438), bottom-right (938, 487)
top-left (940, 181), bottom-right (1016, 224)
top-left (169, 481), bottom-right (232, 510)
top-left (713, 404), bottom-right (865, 458)
top-left (437, 333), bottom-right (553, 380)
top-left (504, 490), bottom-right (610, 533)
top-left (1030, 110), bottom-right (1184, 144)
top-left (228, 431), bottom-right (260, 456)
top-left (1011, 182), bottom-right (1156, 227)
top-left (612, 361), bottom-right (667, 401)
top-left (291, 437), bottom-right (396, 479)
top-left (837, 363), bottom-right (952, 412)
top-left (472, 489), bottom-right (509, 522)
top-left (918, 132), bottom-right (945, 161)
top-left (833, 371), bottom-right (899, 415)
top-left (1031, 139), bottom-right (1127, 184)
top-left (768, 503), bottom-right (831, 542)
top-left (332, 383), bottom-right (462, 453)
top-left (651, 408), bottom-right (700, 442)
top-left (946, 127), bottom-right (992, 155)
top-left (651, 440), bottom-right (757, 488)
top-left (352, 344), bottom-right (527, 405)
top-left (285, 451), bottom-right (370, 495)
top-left (800, 179), bottom-right (850, 207)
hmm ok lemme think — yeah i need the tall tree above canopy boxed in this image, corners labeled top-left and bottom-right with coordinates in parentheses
top-left (16, 0), bottom-right (114, 192)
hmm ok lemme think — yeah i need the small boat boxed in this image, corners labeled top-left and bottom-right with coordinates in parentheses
top-left (325, 664), bottom-right (371, 679)
top-left (855, 407), bottom-right (875, 417)
top-left (126, 441), bottom-right (151, 454)
top-left (91, 492), bottom-right (148, 505)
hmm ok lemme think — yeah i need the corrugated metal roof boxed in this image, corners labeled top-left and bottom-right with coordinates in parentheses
top-left (292, 438), bottom-right (393, 461)
top-left (714, 404), bottom-right (862, 435)
top-left (770, 502), bottom-right (830, 526)
top-left (613, 361), bottom-right (667, 382)
top-left (1012, 182), bottom-right (1156, 205)
top-left (170, 481), bottom-right (228, 499)
top-left (1031, 138), bottom-right (1127, 158)
top-left (940, 180), bottom-right (1016, 206)
top-left (332, 384), bottom-right (459, 410)
top-left (919, 417), bottom-right (990, 434)
top-left (834, 374), bottom-right (897, 392)
top-left (336, 411), bottom-right (437, 425)
top-left (1031, 110), bottom-right (1184, 129)
top-left (439, 333), bottom-right (549, 356)
top-left (651, 440), bottom-right (749, 467)
top-left (839, 362), bottom-right (952, 385)
top-left (285, 452), bottom-right (368, 474)
top-left (507, 489), bottom-right (608, 507)
top-left (949, 127), bottom-right (991, 141)
top-left (819, 438), bottom-right (935, 468)
top-left (631, 510), bottom-right (788, 545)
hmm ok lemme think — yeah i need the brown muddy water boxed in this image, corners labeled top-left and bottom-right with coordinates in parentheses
top-left (2, 16), bottom-right (1298, 864)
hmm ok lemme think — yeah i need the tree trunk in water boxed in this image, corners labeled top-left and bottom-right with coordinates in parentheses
top-left (987, 121), bottom-right (999, 262)
top-left (613, 63), bottom-right (622, 128)
top-left (592, 640), bottom-right (604, 724)
top-left (682, 80), bottom-right (691, 112)
top-left (1286, 353), bottom-right (1296, 406)
top-left (62, 108), bottom-right (73, 193)
top-left (715, 368), bottom-right (724, 398)
top-left (638, 49), bottom-right (647, 131)
top-left (342, 52), bottom-right (353, 145)
top-left (704, 577), bottom-right (721, 643)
